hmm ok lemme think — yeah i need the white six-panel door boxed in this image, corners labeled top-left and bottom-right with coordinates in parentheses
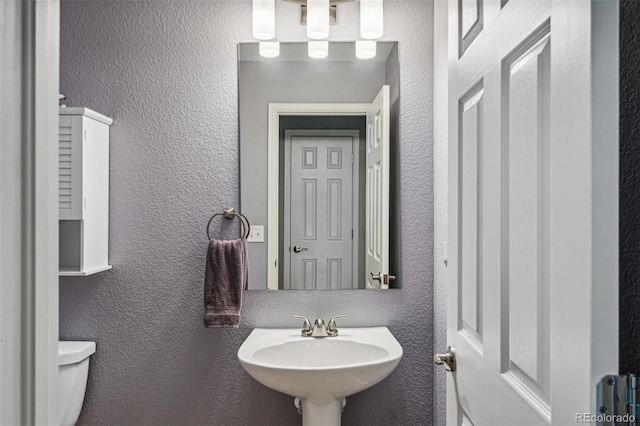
top-left (366, 85), bottom-right (390, 290)
top-left (286, 134), bottom-right (355, 290)
top-left (446, 0), bottom-right (619, 424)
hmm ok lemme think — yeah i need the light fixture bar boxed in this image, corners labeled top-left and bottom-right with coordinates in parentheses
top-left (301, 5), bottom-right (337, 25)
top-left (307, 0), bottom-right (330, 40)
top-left (253, 0), bottom-right (275, 40)
top-left (281, 0), bottom-right (354, 4)
top-left (360, 0), bottom-right (383, 40)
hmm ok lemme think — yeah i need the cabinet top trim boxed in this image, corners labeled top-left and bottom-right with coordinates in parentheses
top-left (59, 107), bottom-right (113, 126)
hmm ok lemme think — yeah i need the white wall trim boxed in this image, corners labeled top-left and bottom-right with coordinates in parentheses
top-left (0, 1), bottom-right (60, 424)
top-left (267, 103), bottom-right (368, 290)
top-left (433, 0), bottom-right (449, 424)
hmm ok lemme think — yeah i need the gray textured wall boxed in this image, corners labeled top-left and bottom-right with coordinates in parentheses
top-left (59, 1), bottom-right (434, 425)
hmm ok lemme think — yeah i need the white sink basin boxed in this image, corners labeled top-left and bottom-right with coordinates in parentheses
top-left (238, 327), bottom-right (402, 425)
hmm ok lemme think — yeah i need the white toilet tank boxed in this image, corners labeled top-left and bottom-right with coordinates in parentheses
top-left (58, 341), bottom-right (96, 426)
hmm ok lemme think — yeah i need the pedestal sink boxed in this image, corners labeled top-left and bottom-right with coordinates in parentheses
top-left (237, 327), bottom-right (403, 426)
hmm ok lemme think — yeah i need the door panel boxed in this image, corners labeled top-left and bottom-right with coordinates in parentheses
top-left (459, 84), bottom-right (483, 349)
top-left (446, 0), bottom-right (619, 425)
top-left (327, 179), bottom-right (344, 240)
top-left (302, 179), bottom-right (317, 240)
top-left (459, 0), bottom-right (483, 56)
top-left (505, 34), bottom-right (551, 408)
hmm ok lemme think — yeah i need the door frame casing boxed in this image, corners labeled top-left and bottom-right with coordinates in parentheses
top-left (0, 1), bottom-right (60, 424)
top-left (433, 0), bottom-right (449, 424)
top-left (267, 103), bottom-right (368, 290)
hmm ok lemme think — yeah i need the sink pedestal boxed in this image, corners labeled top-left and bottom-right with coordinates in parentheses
top-left (300, 398), bottom-right (343, 426)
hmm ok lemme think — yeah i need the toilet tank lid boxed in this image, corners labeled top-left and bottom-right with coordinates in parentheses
top-left (58, 341), bottom-right (96, 366)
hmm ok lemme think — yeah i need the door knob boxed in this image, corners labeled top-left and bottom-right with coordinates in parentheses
top-left (293, 245), bottom-right (308, 253)
top-left (370, 272), bottom-right (382, 282)
top-left (434, 346), bottom-right (456, 372)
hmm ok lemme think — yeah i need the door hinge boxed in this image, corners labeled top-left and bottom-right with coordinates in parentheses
top-left (597, 374), bottom-right (638, 425)
top-left (352, 153), bottom-right (354, 164)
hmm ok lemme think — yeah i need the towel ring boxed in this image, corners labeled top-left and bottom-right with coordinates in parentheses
top-left (206, 208), bottom-right (251, 240)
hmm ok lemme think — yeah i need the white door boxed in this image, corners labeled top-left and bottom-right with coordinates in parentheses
top-left (366, 85), bottom-right (391, 290)
top-left (285, 132), bottom-right (356, 290)
top-left (445, 0), bottom-right (619, 425)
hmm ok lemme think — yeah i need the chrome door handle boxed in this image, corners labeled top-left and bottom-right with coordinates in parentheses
top-left (434, 346), bottom-right (456, 372)
top-left (370, 272), bottom-right (382, 282)
top-left (293, 246), bottom-right (308, 253)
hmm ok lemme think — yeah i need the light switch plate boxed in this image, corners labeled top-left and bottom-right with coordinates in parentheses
top-left (247, 225), bottom-right (264, 243)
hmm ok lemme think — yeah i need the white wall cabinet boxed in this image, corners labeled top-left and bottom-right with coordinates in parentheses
top-left (59, 107), bottom-right (113, 276)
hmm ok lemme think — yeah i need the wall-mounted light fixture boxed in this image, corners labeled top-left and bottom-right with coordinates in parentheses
top-left (308, 40), bottom-right (329, 58)
top-left (253, 0), bottom-right (383, 59)
top-left (252, 0), bottom-right (276, 40)
top-left (259, 41), bottom-right (281, 58)
top-left (355, 40), bottom-right (376, 59)
top-left (307, 0), bottom-right (330, 40)
top-left (360, 0), bottom-right (383, 40)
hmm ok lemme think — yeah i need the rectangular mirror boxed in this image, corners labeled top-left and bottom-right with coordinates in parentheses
top-left (239, 41), bottom-right (399, 290)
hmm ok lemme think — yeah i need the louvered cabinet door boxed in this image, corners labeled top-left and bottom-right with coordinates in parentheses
top-left (58, 114), bottom-right (84, 220)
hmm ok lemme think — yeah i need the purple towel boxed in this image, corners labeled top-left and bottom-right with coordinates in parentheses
top-left (204, 238), bottom-right (248, 328)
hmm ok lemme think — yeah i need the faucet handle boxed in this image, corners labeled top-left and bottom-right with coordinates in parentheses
top-left (327, 315), bottom-right (347, 335)
top-left (292, 315), bottom-right (312, 336)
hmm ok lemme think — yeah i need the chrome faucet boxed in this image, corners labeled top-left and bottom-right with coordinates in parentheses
top-left (292, 315), bottom-right (347, 337)
top-left (291, 315), bottom-right (313, 336)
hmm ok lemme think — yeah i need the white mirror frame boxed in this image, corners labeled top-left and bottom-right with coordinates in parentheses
top-left (267, 103), bottom-right (369, 290)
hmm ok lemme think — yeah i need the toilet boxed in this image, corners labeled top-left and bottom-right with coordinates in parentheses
top-left (58, 341), bottom-right (96, 426)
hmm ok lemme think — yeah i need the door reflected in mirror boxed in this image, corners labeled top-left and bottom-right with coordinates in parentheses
top-left (282, 128), bottom-right (362, 290)
top-left (238, 42), bottom-right (399, 290)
